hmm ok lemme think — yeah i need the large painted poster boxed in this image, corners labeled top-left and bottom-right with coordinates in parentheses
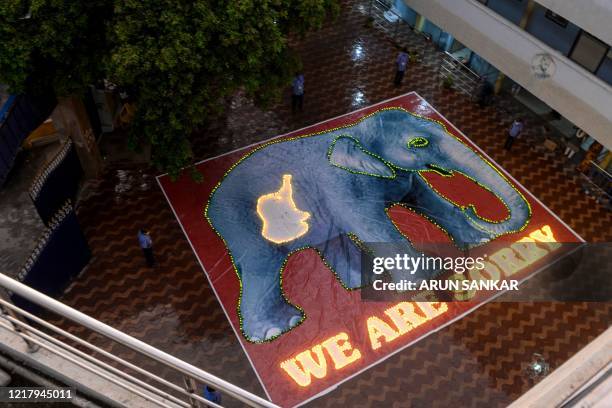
top-left (158, 92), bottom-right (582, 407)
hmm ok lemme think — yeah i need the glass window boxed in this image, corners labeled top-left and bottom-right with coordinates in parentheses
top-left (486, 0), bottom-right (526, 26)
top-left (569, 32), bottom-right (609, 72)
top-left (595, 49), bottom-right (612, 85)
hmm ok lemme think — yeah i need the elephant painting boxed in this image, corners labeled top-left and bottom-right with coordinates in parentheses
top-left (205, 108), bottom-right (531, 343)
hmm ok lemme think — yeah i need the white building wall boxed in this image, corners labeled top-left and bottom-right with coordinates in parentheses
top-left (405, 0), bottom-right (612, 150)
top-left (536, 0), bottom-right (612, 44)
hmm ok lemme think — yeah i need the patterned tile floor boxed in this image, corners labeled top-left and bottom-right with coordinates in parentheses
top-left (53, 1), bottom-right (610, 406)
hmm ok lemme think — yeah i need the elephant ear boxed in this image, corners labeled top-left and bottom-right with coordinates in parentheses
top-left (328, 135), bottom-right (395, 178)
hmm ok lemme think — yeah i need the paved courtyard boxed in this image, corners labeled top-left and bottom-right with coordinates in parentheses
top-left (48, 1), bottom-right (610, 406)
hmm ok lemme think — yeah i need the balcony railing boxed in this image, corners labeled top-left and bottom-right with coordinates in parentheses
top-left (580, 161), bottom-right (612, 209)
top-left (439, 52), bottom-right (482, 97)
top-left (0, 273), bottom-right (279, 408)
top-left (367, 0), bottom-right (426, 48)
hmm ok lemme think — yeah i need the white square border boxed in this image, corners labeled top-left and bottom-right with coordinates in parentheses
top-left (156, 91), bottom-right (584, 407)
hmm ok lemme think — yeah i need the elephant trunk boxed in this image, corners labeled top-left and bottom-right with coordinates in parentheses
top-left (450, 147), bottom-right (531, 238)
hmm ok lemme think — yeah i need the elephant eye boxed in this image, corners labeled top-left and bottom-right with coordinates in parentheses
top-left (407, 137), bottom-right (429, 148)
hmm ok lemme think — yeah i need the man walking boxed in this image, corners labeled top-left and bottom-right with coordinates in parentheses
top-left (504, 118), bottom-right (524, 151)
top-left (138, 228), bottom-right (155, 267)
top-left (394, 48), bottom-right (409, 86)
top-left (292, 73), bottom-right (304, 113)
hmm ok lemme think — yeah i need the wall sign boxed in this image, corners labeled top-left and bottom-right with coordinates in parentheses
top-left (531, 53), bottom-right (556, 79)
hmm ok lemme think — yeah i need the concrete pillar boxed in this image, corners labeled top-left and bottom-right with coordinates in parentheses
top-left (51, 96), bottom-right (103, 179)
top-left (519, 0), bottom-right (536, 29)
top-left (494, 72), bottom-right (506, 94)
top-left (414, 14), bottom-right (426, 32)
top-left (491, 1), bottom-right (535, 95)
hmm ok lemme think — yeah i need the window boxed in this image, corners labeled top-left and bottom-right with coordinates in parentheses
top-left (545, 10), bottom-right (568, 28)
top-left (595, 49), bottom-right (612, 85)
top-left (569, 32), bottom-right (610, 73)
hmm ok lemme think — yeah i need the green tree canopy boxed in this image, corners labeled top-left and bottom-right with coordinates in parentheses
top-left (0, 0), bottom-right (338, 177)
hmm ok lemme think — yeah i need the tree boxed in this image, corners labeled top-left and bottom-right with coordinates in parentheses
top-left (0, 1), bottom-right (111, 96)
top-left (0, 0), bottom-right (339, 178)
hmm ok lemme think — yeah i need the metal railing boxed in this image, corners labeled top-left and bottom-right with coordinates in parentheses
top-left (0, 273), bottom-right (279, 408)
top-left (580, 161), bottom-right (612, 209)
top-left (439, 52), bottom-right (482, 97)
top-left (367, 0), bottom-right (419, 47)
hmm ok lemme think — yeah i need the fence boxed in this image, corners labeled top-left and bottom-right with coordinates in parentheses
top-left (580, 161), bottom-right (612, 209)
top-left (29, 140), bottom-right (83, 225)
top-left (367, 0), bottom-right (428, 49)
top-left (11, 201), bottom-right (90, 315)
top-left (0, 272), bottom-right (278, 408)
top-left (0, 92), bottom-right (56, 186)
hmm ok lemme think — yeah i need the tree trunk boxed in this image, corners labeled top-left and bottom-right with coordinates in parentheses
top-left (51, 96), bottom-right (103, 178)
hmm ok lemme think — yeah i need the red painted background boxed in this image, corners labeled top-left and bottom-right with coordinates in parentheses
top-left (158, 93), bottom-right (581, 407)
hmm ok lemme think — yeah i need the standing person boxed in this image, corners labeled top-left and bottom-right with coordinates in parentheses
top-left (291, 73), bottom-right (304, 113)
top-left (504, 118), bottom-right (524, 151)
top-left (138, 228), bottom-right (155, 267)
top-left (203, 386), bottom-right (221, 405)
top-left (394, 48), bottom-right (409, 86)
top-left (477, 77), bottom-right (493, 108)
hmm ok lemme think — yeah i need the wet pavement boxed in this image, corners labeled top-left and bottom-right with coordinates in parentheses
top-left (5, 0), bottom-right (609, 407)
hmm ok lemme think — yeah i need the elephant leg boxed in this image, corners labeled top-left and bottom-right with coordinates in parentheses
top-left (313, 233), bottom-right (364, 290)
top-left (235, 245), bottom-right (304, 342)
top-left (402, 175), bottom-right (496, 249)
top-left (352, 213), bottom-right (439, 282)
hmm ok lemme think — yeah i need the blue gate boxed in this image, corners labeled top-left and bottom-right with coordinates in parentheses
top-left (11, 201), bottom-right (91, 314)
top-left (30, 140), bottom-right (83, 225)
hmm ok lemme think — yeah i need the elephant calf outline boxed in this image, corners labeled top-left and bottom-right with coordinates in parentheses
top-left (204, 107), bottom-right (532, 343)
